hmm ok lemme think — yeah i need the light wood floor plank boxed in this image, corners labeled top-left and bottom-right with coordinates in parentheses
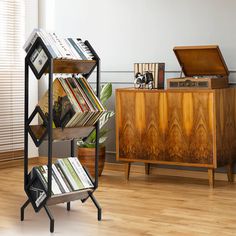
top-left (0, 162), bottom-right (236, 235)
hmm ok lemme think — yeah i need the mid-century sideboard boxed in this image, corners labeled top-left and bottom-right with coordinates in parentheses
top-left (116, 87), bottom-right (236, 187)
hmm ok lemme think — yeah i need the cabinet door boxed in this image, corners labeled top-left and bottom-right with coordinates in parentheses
top-left (165, 92), bottom-right (214, 165)
top-left (116, 90), bottom-right (214, 165)
top-left (116, 91), bottom-right (165, 161)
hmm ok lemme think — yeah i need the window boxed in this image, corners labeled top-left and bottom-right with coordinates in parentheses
top-left (0, 0), bottom-right (25, 161)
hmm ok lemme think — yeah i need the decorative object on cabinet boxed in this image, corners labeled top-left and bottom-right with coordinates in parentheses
top-left (134, 63), bottom-right (165, 89)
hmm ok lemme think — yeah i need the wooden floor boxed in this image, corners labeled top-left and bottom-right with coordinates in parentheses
top-left (0, 163), bottom-right (236, 236)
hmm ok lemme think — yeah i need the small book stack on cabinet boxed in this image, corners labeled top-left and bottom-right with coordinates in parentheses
top-left (20, 29), bottom-right (102, 233)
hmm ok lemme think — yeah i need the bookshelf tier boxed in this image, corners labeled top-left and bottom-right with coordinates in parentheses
top-left (45, 59), bottom-right (97, 74)
top-left (46, 188), bottom-right (93, 206)
top-left (30, 125), bottom-right (94, 141)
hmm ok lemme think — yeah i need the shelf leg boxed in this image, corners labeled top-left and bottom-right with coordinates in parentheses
top-left (208, 168), bottom-right (215, 188)
top-left (90, 193), bottom-right (102, 221)
top-left (145, 163), bottom-right (151, 175)
top-left (67, 202), bottom-right (71, 211)
top-left (20, 199), bottom-right (30, 221)
top-left (44, 205), bottom-right (54, 233)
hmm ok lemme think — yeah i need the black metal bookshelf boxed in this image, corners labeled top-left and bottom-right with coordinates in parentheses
top-left (20, 36), bottom-right (102, 233)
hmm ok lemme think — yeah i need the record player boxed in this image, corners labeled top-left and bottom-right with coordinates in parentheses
top-left (167, 45), bottom-right (229, 89)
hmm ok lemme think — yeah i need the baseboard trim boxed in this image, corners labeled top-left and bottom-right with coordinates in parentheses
top-left (104, 162), bottom-right (234, 182)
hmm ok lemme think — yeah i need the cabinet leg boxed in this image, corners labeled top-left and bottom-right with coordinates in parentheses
top-left (208, 168), bottom-right (215, 188)
top-left (145, 163), bottom-right (151, 175)
top-left (125, 162), bottom-right (131, 180)
top-left (227, 163), bottom-right (234, 182)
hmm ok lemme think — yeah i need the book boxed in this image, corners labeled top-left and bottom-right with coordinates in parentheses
top-left (67, 38), bottom-right (87, 60)
top-left (24, 29), bottom-right (57, 58)
top-left (55, 163), bottom-right (73, 192)
top-left (52, 167), bottom-right (66, 193)
top-left (64, 38), bottom-right (82, 60)
top-left (24, 29), bottom-right (95, 61)
top-left (38, 166), bottom-right (54, 195)
top-left (68, 157), bottom-right (93, 188)
top-left (76, 39), bottom-right (94, 60)
top-left (38, 79), bottom-right (76, 128)
top-left (30, 44), bottom-right (48, 73)
top-left (62, 159), bottom-right (84, 189)
top-left (28, 169), bottom-right (47, 209)
top-left (57, 159), bottom-right (80, 191)
top-left (42, 165), bottom-right (62, 195)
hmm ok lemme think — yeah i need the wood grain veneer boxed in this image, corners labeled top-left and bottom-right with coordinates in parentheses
top-left (116, 87), bottom-right (236, 186)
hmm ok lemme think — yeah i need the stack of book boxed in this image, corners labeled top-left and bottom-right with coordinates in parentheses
top-left (34, 157), bottom-right (93, 195)
top-left (38, 74), bottom-right (105, 128)
top-left (23, 28), bottom-right (94, 60)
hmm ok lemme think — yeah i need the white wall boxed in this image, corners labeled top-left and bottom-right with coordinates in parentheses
top-left (54, 0), bottom-right (236, 76)
top-left (39, 0), bottom-right (236, 157)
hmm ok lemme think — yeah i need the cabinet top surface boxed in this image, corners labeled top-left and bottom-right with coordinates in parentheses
top-left (116, 87), bottom-right (236, 93)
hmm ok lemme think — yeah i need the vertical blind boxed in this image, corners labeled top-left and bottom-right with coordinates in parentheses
top-left (0, 0), bottom-right (25, 161)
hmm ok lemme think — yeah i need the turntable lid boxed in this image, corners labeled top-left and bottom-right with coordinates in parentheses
top-left (173, 45), bottom-right (229, 77)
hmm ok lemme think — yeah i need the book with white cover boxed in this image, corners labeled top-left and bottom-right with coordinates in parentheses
top-left (57, 159), bottom-right (79, 190)
top-left (49, 33), bottom-right (74, 59)
top-left (68, 157), bottom-right (93, 188)
top-left (23, 28), bottom-right (57, 58)
top-left (52, 164), bottom-right (70, 193)
top-left (42, 165), bottom-right (62, 195)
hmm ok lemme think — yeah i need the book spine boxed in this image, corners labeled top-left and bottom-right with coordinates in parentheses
top-left (69, 158), bottom-right (90, 188)
top-left (52, 164), bottom-right (70, 193)
top-left (63, 159), bottom-right (84, 189)
top-left (55, 163), bottom-right (73, 192)
top-left (57, 159), bottom-right (79, 190)
top-left (35, 167), bottom-right (48, 190)
top-left (73, 77), bottom-right (94, 111)
top-left (58, 78), bottom-right (80, 127)
top-left (64, 39), bottom-right (82, 60)
top-left (48, 33), bottom-right (64, 58)
top-left (23, 29), bottom-right (39, 52)
top-left (38, 166), bottom-right (54, 195)
top-left (69, 158), bottom-right (93, 188)
top-left (82, 77), bottom-right (104, 111)
top-left (52, 167), bottom-right (66, 193)
top-left (68, 38), bottom-right (87, 60)
top-left (63, 78), bottom-right (87, 127)
top-left (158, 63), bottom-right (165, 89)
top-left (42, 165), bottom-right (62, 195)
top-left (81, 77), bottom-right (105, 111)
top-left (50, 32), bottom-right (73, 59)
top-left (76, 39), bottom-right (94, 59)
top-left (76, 78), bottom-right (98, 111)
top-left (65, 78), bottom-right (85, 112)
top-left (39, 29), bottom-right (60, 58)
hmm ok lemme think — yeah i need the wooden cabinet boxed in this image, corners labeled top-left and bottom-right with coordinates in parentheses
top-left (116, 88), bottom-right (236, 186)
